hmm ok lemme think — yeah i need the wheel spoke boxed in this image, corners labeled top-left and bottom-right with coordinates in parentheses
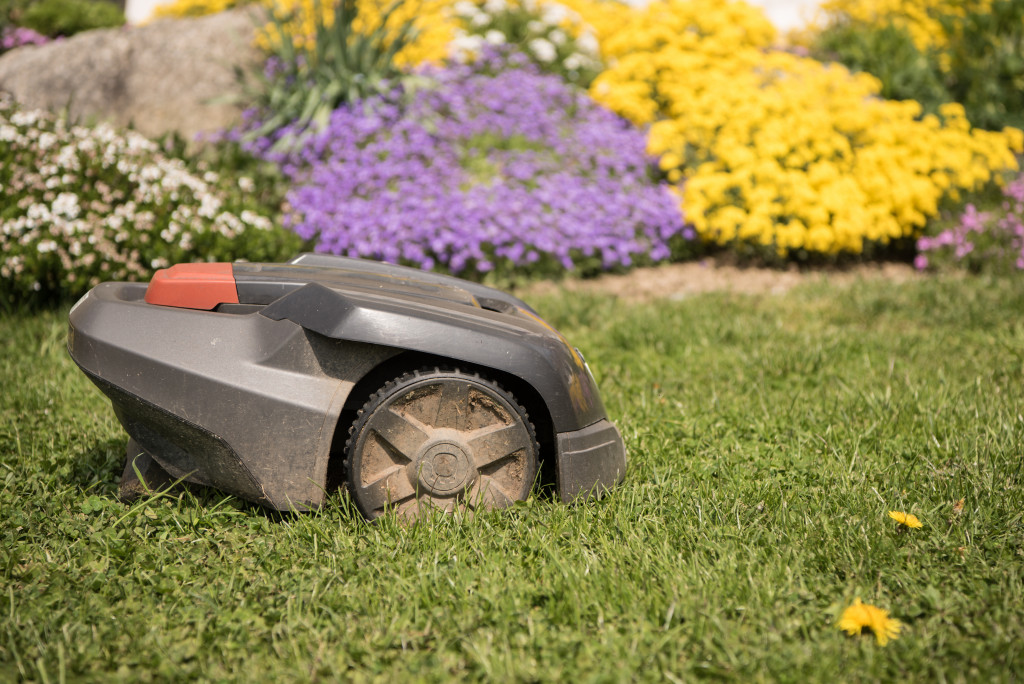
top-left (350, 370), bottom-right (538, 521)
top-left (433, 380), bottom-right (470, 430)
top-left (470, 476), bottom-right (515, 510)
top-left (467, 423), bottom-right (531, 469)
top-left (358, 466), bottom-right (416, 512)
top-left (371, 408), bottom-right (429, 462)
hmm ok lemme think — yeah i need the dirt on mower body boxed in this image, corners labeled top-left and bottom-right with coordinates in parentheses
top-left (67, 254), bottom-right (626, 519)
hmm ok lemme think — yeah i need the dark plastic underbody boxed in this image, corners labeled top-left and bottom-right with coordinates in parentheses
top-left (68, 254), bottom-right (626, 510)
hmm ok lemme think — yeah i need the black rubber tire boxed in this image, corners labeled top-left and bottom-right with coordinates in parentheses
top-left (345, 368), bottom-right (539, 521)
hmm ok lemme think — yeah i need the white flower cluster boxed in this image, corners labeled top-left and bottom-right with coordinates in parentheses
top-left (448, 0), bottom-right (601, 78)
top-left (0, 93), bottom-right (277, 298)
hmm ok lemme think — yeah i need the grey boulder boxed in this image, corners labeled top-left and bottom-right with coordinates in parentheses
top-left (0, 7), bottom-right (265, 141)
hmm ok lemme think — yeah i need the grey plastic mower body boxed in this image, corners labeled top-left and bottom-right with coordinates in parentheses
top-left (68, 254), bottom-right (626, 518)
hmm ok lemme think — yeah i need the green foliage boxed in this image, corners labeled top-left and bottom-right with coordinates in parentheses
top-left (937, 0), bottom-right (1024, 131)
top-left (0, 97), bottom-right (303, 307)
top-left (814, 21), bottom-right (948, 116)
top-left (4, 275), bottom-right (1024, 679)
top-left (19, 0), bottom-right (124, 37)
top-left (0, 0), bottom-right (19, 33)
top-left (812, 0), bottom-right (1024, 131)
top-left (245, 0), bottom-right (419, 150)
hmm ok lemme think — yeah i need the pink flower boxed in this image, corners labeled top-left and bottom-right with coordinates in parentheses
top-left (1, 27), bottom-right (49, 51)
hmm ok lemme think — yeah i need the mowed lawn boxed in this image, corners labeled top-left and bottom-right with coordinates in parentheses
top-left (2, 272), bottom-right (1023, 682)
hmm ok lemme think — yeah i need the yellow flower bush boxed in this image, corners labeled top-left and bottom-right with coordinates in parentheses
top-left (152, 0), bottom-right (245, 19)
top-left (153, 0), bottom-right (455, 66)
top-left (258, 0), bottom-right (604, 69)
top-left (581, 0), bottom-right (1022, 256)
top-left (257, 0), bottom-right (456, 66)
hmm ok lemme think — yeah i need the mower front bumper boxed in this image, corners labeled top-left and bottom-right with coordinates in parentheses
top-left (556, 419), bottom-right (627, 503)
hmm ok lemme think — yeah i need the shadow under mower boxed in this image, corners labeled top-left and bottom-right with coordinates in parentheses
top-left (68, 254), bottom-right (626, 521)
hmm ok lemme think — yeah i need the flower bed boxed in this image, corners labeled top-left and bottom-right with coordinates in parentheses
top-left (0, 96), bottom-right (300, 303)
top-left (252, 0), bottom-right (1024, 262)
top-left (916, 174), bottom-right (1024, 271)
top-left (46, 0), bottom-right (1024, 274)
top-left (580, 0), bottom-right (1022, 259)
top-left (249, 51), bottom-right (690, 278)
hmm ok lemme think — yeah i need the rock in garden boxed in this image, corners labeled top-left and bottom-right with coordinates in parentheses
top-left (0, 7), bottom-right (263, 141)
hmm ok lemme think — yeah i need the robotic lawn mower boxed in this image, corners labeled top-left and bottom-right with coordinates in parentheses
top-left (68, 254), bottom-right (626, 520)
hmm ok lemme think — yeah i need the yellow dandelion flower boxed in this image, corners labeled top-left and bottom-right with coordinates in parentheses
top-left (838, 598), bottom-right (902, 646)
top-left (888, 511), bottom-right (923, 529)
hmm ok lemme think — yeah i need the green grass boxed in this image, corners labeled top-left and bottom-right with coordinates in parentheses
top-left (2, 274), bottom-right (1024, 682)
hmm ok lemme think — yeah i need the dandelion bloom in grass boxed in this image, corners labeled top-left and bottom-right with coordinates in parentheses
top-left (838, 598), bottom-right (902, 646)
top-left (888, 511), bottom-right (923, 529)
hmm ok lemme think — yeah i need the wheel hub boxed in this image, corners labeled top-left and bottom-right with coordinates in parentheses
top-left (413, 440), bottom-right (476, 497)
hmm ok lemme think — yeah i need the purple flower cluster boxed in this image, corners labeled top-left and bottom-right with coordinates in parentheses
top-left (1, 27), bottom-right (49, 51)
top-left (251, 51), bottom-right (690, 275)
top-left (916, 175), bottom-right (1024, 271)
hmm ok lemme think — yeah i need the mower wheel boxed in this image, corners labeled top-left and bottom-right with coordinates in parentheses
top-left (345, 369), bottom-right (538, 521)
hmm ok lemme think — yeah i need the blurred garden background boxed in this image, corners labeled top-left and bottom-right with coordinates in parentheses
top-left (1, 0), bottom-right (1023, 301)
top-left (2, 0), bottom-right (1024, 680)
